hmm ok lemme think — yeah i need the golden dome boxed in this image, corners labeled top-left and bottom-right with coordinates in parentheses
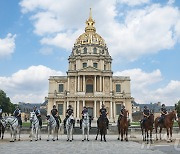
top-left (74, 8), bottom-right (106, 47)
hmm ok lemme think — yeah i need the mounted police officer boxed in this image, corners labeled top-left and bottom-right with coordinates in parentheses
top-left (63, 105), bottom-right (74, 128)
top-left (13, 105), bottom-right (22, 127)
top-left (51, 105), bottom-right (60, 128)
top-left (0, 106), bottom-right (2, 119)
top-left (117, 105), bottom-right (126, 125)
top-left (158, 104), bottom-right (167, 123)
top-left (33, 106), bottom-right (42, 128)
top-left (98, 104), bottom-right (109, 129)
top-left (141, 105), bottom-right (150, 126)
top-left (80, 106), bottom-right (91, 129)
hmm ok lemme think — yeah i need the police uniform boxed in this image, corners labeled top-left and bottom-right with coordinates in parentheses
top-left (51, 108), bottom-right (60, 127)
top-left (98, 107), bottom-right (109, 128)
top-left (142, 108), bottom-right (150, 125)
top-left (80, 108), bottom-right (91, 129)
top-left (63, 108), bottom-right (74, 127)
top-left (13, 108), bottom-right (22, 126)
top-left (159, 107), bottom-right (167, 123)
top-left (117, 108), bottom-right (125, 125)
top-left (34, 109), bottom-right (42, 127)
top-left (0, 108), bottom-right (2, 119)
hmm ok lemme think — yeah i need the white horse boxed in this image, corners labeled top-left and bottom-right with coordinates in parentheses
top-left (66, 115), bottom-right (74, 142)
top-left (2, 117), bottom-right (21, 142)
top-left (82, 112), bottom-right (90, 141)
top-left (46, 115), bottom-right (59, 141)
top-left (30, 112), bottom-right (41, 141)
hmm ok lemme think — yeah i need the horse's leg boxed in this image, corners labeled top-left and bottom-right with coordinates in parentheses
top-left (100, 130), bottom-right (102, 141)
top-left (18, 126), bottom-right (21, 141)
top-left (35, 128), bottom-right (38, 141)
top-left (66, 127), bottom-right (69, 141)
top-left (82, 126), bottom-right (84, 141)
top-left (39, 126), bottom-right (41, 140)
top-left (170, 127), bottom-right (172, 142)
top-left (52, 128), bottom-right (55, 141)
top-left (70, 127), bottom-right (72, 142)
top-left (87, 125), bottom-right (89, 141)
top-left (118, 125), bottom-right (120, 140)
top-left (150, 129), bottom-right (153, 144)
top-left (166, 128), bottom-right (170, 142)
top-left (2, 126), bottom-right (4, 139)
top-left (30, 127), bottom-right (33, 141)
top-left (95, 128), bottom-right (99, 140)
top-left (126, 128), bottom-right (128, 141)
top-left (159, 127), bottom-right (162, 140)
top-left (0, 125), bottom-right (1, 139)
top-left (121, 129), bottom-right (123, 141)
top-left (47, 126), bottom-right (50, 141)
top-left (146, 130), bottom-right (149, 144)
top-left (104, 129), bottom-right (106, 142)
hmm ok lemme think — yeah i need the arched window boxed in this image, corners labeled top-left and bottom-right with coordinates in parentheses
top-left (86, 79), bottom-right (93, 93)
top-left (83, 62), bottom-right (87, 68)
top-left (84, 47), bottom-right (87, 54)
top-left (93, 47), bottom-right (97, 54)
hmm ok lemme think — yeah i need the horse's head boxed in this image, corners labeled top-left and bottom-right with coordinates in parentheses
top-left (30, 112), bottom-right (36, 122)
top-left (149, 113), bottom-right (154, 123)
top-left (46, 115), bottom-right (50, 120)
top-left (0, 118), bottom-right (7, 127)
top-left (83, 112), bottom-right (89, 120)
top-left (123, 110), bottom-right (129, 117)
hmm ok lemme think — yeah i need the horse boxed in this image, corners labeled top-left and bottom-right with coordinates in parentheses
top-left (82, 112), bottom-right (90, 141)
top-left (95, 114), bottom-right (107, 142)
top-left (155, 110), bottom-right (176, 142)
top-left (140, 113), bottom-right (154, 144)
top-left (117, 110), bottom-right (129, 142)
top-left (29, 112), bottom-right (41, 141)
top-left (0, 118), bottom-right (5, 139)
top-left (1, 116), bottom-right (21, 142)
top-left (178, 117), bottom-right (180, 130)
top-left (46, 115), bottom-right (59, 141)
top-left (66, 115), bottom-right (74, 142)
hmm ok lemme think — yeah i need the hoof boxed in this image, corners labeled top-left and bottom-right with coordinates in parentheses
top-left (95, 138), bottom-right (97, 140)
top-left (104, 140), bottom-right (106, 142)
top-left (35, 139), bottom-right (38, 141)
top-left (70, 140), bottom-right (72, 142)
top-left (47, 140), bottom-right (49, 141)
top-left (18, 139), bottom-right (20, 141)
top-left (52, 139), bottom-right (55, 142)
top-left (121, 139), bottom-right (123, 141)
top-left (30, 140), bottom-right (32, 142)
top-left (39, 138), bottom-right (41, 140)
top-left (10, 140), bottom-right (14, 142)
top-left (57, 138), bottom-right (58, 140)
top-left (87, 139), bottom-right (89, 141)
top-left (117, 138), bottom-right (119, 140)
top-left (67, 139), bottom-right (69, 141)
top-left (126, 139), bottom-right (128, 142)
top-left (82, 140), bottom-right (84, 142)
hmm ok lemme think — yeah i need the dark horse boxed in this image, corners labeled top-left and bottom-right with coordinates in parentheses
top-left (95, 115), bottom-right (107, 142)
top-left (155, 110), bottom-right (176, 142)
top-left (141, 113), bottom-right (154, 144)
top-left (0, 119), bottom-right (5, 139)
top-left (117, 110), bottom-right (129, 141)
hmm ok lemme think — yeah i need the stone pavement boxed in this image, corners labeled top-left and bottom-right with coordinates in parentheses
top-left (0, 134), bottom-right (170, 154)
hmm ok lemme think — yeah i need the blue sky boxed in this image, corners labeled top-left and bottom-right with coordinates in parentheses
top-left (0, 0), bottom-right (179, 105)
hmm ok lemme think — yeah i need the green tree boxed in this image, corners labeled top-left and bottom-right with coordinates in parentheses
top-left (175, 100), bottom-right (180, 117)
top-left (0, 90), bottom-right (15, 114)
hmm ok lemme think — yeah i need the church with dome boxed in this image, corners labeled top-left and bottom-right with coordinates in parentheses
top-left (47, 9), bottom-right (133, 122)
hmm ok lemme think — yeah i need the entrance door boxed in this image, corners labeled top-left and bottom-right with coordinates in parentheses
top-left (87, 107), bottom-right (93, 119)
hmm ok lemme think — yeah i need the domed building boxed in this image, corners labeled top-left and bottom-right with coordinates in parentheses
top-left (47, 9), bottom-right (133, 122)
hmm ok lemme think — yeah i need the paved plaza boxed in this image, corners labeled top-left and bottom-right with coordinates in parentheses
top-left (1, 133), bottom-right (180, 154)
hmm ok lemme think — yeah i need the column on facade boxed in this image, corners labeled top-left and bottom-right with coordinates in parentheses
top-left (66, 101), bottom-right (69, 110)
top-left (100, 76), bottom-right (102, 92)
top-left (83, 75), bottom-right (85, 92)
top-left (113, 102), bottom-right (116, 119)
top-left (110, 101), bottom-right (113, 119)
top-left (67, 76), bottom-right (70, 92)
top-left (94, 75), bottom-right (96, 92)
top-left (74, 101), bottom-right (77, 118)
top-left (75, 76), bottom-right (77, 93)
top-left (83, 100), bottom-right (85, 107)
top-left (78, 75), bottom-right (80, 92)
top-left (77, 100), bottom-right (80, 119)
top-left (110, 76), bottom-right (112, 92)
top-left (100, 100), bottom-right (102, 108)
top-left (63, 101), bottom-right (66, 118)
top-left (103, 76), bottom-right (105, 92)
top-left (94, 100), bottom-right (97, 119)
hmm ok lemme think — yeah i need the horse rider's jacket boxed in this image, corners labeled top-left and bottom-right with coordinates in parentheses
top-left (161, 107), bottom-right (167, 116)
top-left (66, 108), bottom-right (73, 116)
top-left (100, 108), bottom-right (107, 117)
top-left (82, 108), bottom-right (88, 118)
top-left (143, 109), bottom-right (150, 118)
top-left (13, 109), bottom-right (22, 126)
top-left (51, 108), bottom-right (59, 127)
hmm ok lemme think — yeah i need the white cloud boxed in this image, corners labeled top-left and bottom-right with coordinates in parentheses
top-left (114, 69), bottom-right (180, 105)
top-left (118, 0), bottom-right (150, 6)
top-left (167, 0), bottom-right (175, 5)
top-left (19, 0), bottom-right (180, 61)
top-left (39, 47), bottom-right (53, 55)
top-left (0, 33), bottom-right (16, 59)
top-left (0, 65), bottom-right (64, 103)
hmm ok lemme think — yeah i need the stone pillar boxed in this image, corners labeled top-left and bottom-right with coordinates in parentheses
top-left (100, 101), bottom-right (102, 108)
top-left (75, 76), bottom-right (77, 93)
top-left (83, 75), bottom-right (85, 92)
top-left (77, 100), bottom-right (79, 119)
top-left (110, 76), bottom-right (112, 92)
top-left (63, 101), bottom-right (66, 118)
top-left (83, 100), bottom-right (85, 107)
top-left (67, 76), bottom-right (70, 92)
top-left (113, 102), bottom-right (116, 119)
top-left (66, 101), bottom-right (69, 110)
top-left (78, 75), bottom-right (80, 91)
top-left (94, 75), bottom-right (96, 92)
top-left (74, 101), bottom-right (77, 118)
top-left (103, 76), bottom-right (105, 92)
top-left (94, 100), bottom-right (97, 119)
top-left (110, 101), bottom-right (113, 119)
top-left (100, 76), bottom-right (102, 92)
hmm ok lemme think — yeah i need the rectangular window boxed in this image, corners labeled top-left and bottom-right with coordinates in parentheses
top-left (58, 104), bottom-right (63, 115)
top-left (93, 63), bottom-right (98, 68)
top-left (59, 84), bottom-right (64, 92)
top-left (116, 104), bottom-right (122, 115)
top-left (83, 63), bottom-right (87, 68)
top-left (86, 84), bottom-right (93, 93)
top-left (116, 84), bottom-right (121, 92)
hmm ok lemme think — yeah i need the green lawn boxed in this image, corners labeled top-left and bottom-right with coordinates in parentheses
top-left (22, 122), bottom-right (47, 127)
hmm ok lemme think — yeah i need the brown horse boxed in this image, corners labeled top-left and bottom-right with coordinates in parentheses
top-left (178, 117), bottom-right (180, 130)
top-left (117, 110), bottom-right (129, 141)
top-left (140, 113), bottom-right (154, 144)
top-left (95, 115), bottom-right (107, 142)
top-left (155, 110), bottom-right (176, 142)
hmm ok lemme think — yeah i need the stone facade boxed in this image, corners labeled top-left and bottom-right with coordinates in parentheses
top-left (47, 9), bottom-right (133, 122)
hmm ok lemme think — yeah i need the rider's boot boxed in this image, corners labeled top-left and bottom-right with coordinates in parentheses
top-left (80, 119), bottom-right (82, 129)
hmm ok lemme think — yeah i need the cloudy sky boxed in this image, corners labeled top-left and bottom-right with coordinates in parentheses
top-left (0, 0), bottom-right (179, 105)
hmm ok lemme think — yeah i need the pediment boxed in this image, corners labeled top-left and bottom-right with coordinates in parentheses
top-left (80, 66), bottom-right (99, 72)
